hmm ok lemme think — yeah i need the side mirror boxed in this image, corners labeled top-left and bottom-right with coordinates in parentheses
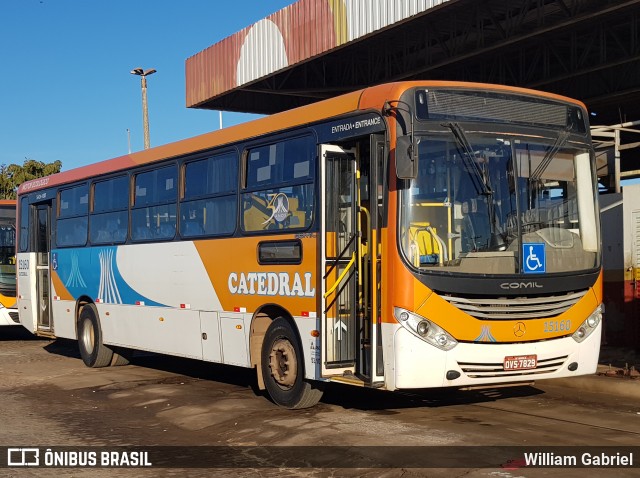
top-left (396, 135), bottom-right (418, 179)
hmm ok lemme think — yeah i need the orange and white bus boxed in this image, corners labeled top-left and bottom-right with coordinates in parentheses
top-left (16, 82), bottom-right (602, 408)
top-left (0, 199), bottom-right (18, 326)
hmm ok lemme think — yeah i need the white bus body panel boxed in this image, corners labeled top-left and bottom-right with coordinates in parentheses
top-left (50, 299), bottom-right (75, 338)
top-left (294, 315), bottom-right (322, 381)
top-left (386, 321), bottom-right (602, 390)
top-left (98, 304), bottom-right (204, 360)
top-left (200, 311), bottom-right (222, 363)
top-left (16, 252), bottom-right (37, 333)
top-left (218, 312), bottom-right (250, 367)
top-left (0, 307), bottom-right (18, 326)
top-left (114, 242), bottom-right (222, 311)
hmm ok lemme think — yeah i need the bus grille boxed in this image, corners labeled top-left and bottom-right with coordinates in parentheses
top-left (8, 311), bottom-right (19, 323)
top-left (442, 290), bottom-right (588, 320)
top-left (458, 355), bottom-right (568, 379)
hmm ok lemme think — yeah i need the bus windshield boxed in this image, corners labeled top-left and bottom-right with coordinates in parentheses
top-left (0, 222), bottom-right (16, 295)
top-left (400, 129), bottom-right (600, 275)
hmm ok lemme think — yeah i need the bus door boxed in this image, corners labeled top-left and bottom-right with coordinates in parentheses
top-left (367, 133), bottom-right (385, 384)
top-left (321, 145), bottom-right (358, 377)
top-left (34, 202), bottom-right (53, 332)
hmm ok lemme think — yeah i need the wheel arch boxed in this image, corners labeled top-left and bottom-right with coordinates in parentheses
top-left (250, 303), bottom-right (300, 390)
top-left (75, 295), bottom-right (94, 339)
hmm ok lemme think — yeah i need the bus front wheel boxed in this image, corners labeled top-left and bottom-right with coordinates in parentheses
top-left (261, 317), bottom-right (324, 409)
top-left (78, 304), bottom-right (114, 368)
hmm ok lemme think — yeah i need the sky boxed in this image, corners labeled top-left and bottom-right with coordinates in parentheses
top-left (1, 0), bottom-right (294, 172)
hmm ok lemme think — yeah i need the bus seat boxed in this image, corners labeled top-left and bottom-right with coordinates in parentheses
top-left (287, 197), bottom-right (305, 228)
top-left (243, 194), bottom-right (269, 230)
top-left (244, 206), bottom-right (268, 230)
top-left (409, 222), bottom-right (440, 256)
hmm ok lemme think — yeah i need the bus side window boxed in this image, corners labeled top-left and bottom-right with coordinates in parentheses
top-left (19, 196), bottom-right (29, 252)
top-left (57, 184), bottom-right (88, 247)
top-left (91, 176), bottom-right (129, 244)
top-left (132, 166), bottom-right (177, 242)
top-left (242, 136), bottom-right (315, 233)
top-left (181, 152), bottom-right (238, 238)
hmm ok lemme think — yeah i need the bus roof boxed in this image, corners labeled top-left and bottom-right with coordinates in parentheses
top-left (17, 81), bottom-right (586, 195)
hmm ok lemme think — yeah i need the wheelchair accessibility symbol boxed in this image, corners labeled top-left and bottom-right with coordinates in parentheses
top-left (523, 243), bottom-right (545, 273)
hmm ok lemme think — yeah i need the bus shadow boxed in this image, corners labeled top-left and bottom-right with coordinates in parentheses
top-left (43, 338), bottom-right (81, 358)
top-left (0, 325), bottom-right (48, 342)
top-left (130, 352), bottom-right (259, 390)
top-left (42, 339), bottom-right (545, 410)
top-left (320, 381), bottom-right (545, 411)
top-left (42, 341), bottom-right (260, 391)
top-left (123, 354), bottom-right (546, 409)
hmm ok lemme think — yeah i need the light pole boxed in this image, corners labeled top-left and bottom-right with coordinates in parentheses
top-left (130, 67), bottom-right (156, 149)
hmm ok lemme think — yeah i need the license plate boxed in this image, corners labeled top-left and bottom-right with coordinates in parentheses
top-left (503, 354), bottom-right (537, 371)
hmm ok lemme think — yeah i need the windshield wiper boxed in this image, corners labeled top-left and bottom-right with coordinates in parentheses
top-left (530, 128), bottom-right (571, 181)
top-left (443, 122), bottom-right (510, 251)
top-left (443, 122), bottom-right (492, 196)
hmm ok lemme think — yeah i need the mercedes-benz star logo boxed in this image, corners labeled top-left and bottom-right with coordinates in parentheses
top-left (514, 322), bottom-right (526, 337)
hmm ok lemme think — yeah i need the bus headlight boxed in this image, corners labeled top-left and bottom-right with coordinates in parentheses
top-left (416, 321), bottom-right (429, 336)
top-left (572, 304), bottom-right (603, 343)
top-left (393, 307), bottom-right (458, 351)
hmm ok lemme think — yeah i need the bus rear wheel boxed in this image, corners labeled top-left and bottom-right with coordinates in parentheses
top-left (261, 317), bottom-right (324, 409)
top-left (78, 304), bottom-right (114, 368)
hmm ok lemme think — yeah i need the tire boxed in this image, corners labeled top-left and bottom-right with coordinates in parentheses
top-left (78, 304), bottom-right (113, 368)
top-left (261, 317), bottom-right (324, 409)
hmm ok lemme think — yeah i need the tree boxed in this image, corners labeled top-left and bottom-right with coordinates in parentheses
top-left (0, 158), bottom-right (62, 199)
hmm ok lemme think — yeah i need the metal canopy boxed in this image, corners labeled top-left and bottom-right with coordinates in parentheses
top-left (187, 0), bottom-right (640, 126)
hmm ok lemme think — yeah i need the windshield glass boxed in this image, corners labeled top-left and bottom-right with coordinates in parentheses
top-left (399, 130), bottom-right (600, 275)
top-left (0, 222), bottom-right (15, 295)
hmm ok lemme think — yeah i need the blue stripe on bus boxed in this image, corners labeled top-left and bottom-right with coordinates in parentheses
top-left (53, 247), bottom-right (165, 307)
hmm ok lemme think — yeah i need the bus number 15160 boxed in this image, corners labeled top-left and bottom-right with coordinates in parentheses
top-left (544, 320), bottom-right (571, 333)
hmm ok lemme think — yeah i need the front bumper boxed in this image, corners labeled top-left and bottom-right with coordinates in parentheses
top-left (0, 307), bottom-right (20, 326)
top-left (391, 321), bottom-right (602, 389)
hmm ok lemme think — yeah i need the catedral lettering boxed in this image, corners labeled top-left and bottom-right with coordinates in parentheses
top-left (16, 81), bottom-right (603, 410)
top-left (228, 272), bottom-right (315, 297)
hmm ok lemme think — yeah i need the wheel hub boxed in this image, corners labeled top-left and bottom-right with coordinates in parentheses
top-left (269, 338), bottom-right (297, 388)
top-left (82, 318), bottom-right (95, 353)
